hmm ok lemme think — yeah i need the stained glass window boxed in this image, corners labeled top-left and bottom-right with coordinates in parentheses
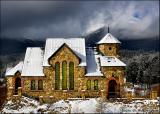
top-left (62, 61), bottom-right (67, 90)
top-left (94, 80), bottom-right (98, 90)
top-left (55, 62), bottom-right (60, 90)
top-left (38, 80), bottom-right (43, 90)
top-left (69, 62), bottom-right (74, 90)
top-left (87, 80), bottom-right (91, 90)
top-left (31, 80), bottom-right (36, 90)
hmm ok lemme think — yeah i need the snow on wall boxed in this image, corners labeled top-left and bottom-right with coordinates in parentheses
top-left (5, 61), bottom-right (23, 76)
top-left (97, 33), bottom-right (121, 44)
top-left (43, 38), bottom-right (86, 66)
top-left (21, 47), bottom-right (44, 76)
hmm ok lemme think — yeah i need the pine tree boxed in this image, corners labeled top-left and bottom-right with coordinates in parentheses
top-left (126, 62), bottom-right (139, 84)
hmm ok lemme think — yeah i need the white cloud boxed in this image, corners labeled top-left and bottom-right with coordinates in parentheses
top-left (1, 1), bottom-right (159, 39)
top-left (84, 1), bottom-right (159, 39)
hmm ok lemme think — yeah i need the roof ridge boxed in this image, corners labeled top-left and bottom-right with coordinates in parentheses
top-left (46, 37), bottom-right (85, 40)
top-left (97, 33), bottom-right (121, 44)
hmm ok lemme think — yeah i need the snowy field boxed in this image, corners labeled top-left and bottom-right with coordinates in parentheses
top-left (1, 96), bottom-right (159, 113)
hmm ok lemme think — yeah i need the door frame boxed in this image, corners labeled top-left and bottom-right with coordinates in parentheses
top-left (108, 80), bottom-right (117, 98)
top-left (15, 77), bottom-right (21, 95)
top-left (106, 77), bottom-right (120, 99)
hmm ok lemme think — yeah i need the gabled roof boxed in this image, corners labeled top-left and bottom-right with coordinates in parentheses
top-left (21, 47), bottom-right (44, 76)
top-left (43, 38), bottom-right (86, 66)
top-left (48, 43), bottom-right (80, 62)
top-left (97, 33), bottom-right (121, 44)
top-left (5, 61), bottom-right (23, 76)
top-left (85, 48), bottom-right (103, 76)
top-left (100, 56), bottom-right (126, 67)
top-left (5, 36), bottom-right (126, 77)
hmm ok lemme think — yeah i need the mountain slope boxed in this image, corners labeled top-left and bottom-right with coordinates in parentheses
top-left (84, 27), bottom-right (159, 51)
top-left (0, 28), bottom-right (159, 56)
top-left (0, 38), bottom-right (45, 55)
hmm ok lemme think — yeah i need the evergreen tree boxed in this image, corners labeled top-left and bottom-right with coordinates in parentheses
top-left (126, 62), bottom-right (139, 84)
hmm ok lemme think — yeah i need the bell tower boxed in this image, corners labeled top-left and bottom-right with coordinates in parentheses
top-left (97, 27), bottom-right (121, 57)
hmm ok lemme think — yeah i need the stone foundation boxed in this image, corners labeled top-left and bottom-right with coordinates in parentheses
top-left (98, 44), bottom-right (119, 57)
top-left (35, 89), bottom-right (106, 103)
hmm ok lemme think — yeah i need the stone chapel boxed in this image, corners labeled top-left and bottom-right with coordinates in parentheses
top-left (5, 32), bottom-right (126, 102)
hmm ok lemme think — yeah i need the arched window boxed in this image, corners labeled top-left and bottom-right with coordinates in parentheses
top-left (94, 80), bottom-right (98, 90)
top-left (15, 77), bottom-right (21, 94)
top-left (55, 62), bottom-right (60, 90)
top-left (87, 80), bottom-right (91, 90)
top-left (69, 62), bottom-right (74, 90)
top-left (38, 80), bottom-right (43, 90)
top-left (62, 61), bottom-right (67, 90)
top-left (31, 80), bottom-right (36, 90)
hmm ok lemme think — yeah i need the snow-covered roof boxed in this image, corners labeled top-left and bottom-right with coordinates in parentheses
top-left (85, 48), bottom-right (103, 76)
top-left (21, 47), bottom-right (44, 76)
top-left (5, 61), bottom-right (23, 76)
top-left (43, 38), bottom-right (86, 66)
top-left (100, 56), bottom-right (126, 67)
top-left (85, 48), bottom-right (125, 76)
top-left (5, 37), bottom-right (126, 77)
top-left (97, 33), bottom-right (121, 44)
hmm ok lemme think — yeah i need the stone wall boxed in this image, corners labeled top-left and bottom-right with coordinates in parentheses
top-left (39, 44), bottom-right (86, 101)
top-left (6, 44), bottom-right (126, 102)
top-left (6, 72), bottom-right (21, 98)
top-left (101, 66), bottom-right (125, 97)
top-left (21, 76), bottom-right (46, 96)
top-left (98, 44), bottom-right (119, 57)
top-left (47, 44), bottom-right (85, 91)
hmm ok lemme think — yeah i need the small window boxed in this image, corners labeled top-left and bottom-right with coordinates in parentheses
top-left (69, 62), bottom-right (74, 90)
top-left (94, 80), bottom-right (98, 90)
top-left (109, 47), bottom-right (112, 50)
top-left (31, 80), bottom-right (36, 90)
top-left (38, 80), bottom-right (43, 90)
top-left (62, 61), bottom-right (67, 90)
top-left (55, 62), bottom-right (60, 90)
top-left (87, 80), bottom-right (91, 90)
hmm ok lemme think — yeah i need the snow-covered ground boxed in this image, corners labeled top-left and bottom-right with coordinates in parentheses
top-left (1, 96), bottom-right (159, 113)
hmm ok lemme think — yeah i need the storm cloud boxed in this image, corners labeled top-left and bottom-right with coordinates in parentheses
top-left (1, 0), bottom-right (159, 39)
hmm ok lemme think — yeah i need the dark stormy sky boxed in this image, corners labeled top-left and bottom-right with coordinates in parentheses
top-left (1, 0), bottom-right (159, 40)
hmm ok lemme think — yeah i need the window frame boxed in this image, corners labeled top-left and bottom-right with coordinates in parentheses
top-left (31, 80), bottom-right (36, 90)
top-left (55, 62), bottom-right (60, 90)
top-left (94, 80), bottom-right (98, 90)
top-left (38, 80), bottom-right (43, 90)
top-left (87, 80), bottom-right (91, 90)
top-left (69, 62), bottom-right (74, 90)
top-left (62, 61), bottom-right (67, 90)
